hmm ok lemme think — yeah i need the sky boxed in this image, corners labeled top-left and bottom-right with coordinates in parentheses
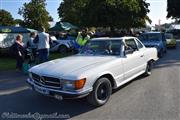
top-left (0, 0), bottom-right (174, 26)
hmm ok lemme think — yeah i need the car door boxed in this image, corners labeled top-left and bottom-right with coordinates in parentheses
top-left (122, 38), bottom-right (145, 81)
top-left (135, 38), bottom-right (147, 70)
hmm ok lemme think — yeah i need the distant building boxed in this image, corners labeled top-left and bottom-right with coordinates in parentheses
top-left (170, 24), bottom-right (180, 29)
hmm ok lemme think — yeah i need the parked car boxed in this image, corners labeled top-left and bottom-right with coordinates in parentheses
top-left (50, 36), bottom-right (75, 53)
top-left (166, 29), bottom-right (180, 39)
top-left (27, 37), bottom-right (158, 106)
top-left (139, 32), bottom-right (167, 58)
top-left (165, 33), bottom-right (176, 48)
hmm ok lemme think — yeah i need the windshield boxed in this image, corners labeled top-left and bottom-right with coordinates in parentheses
top-left (140, 34), bottom-right (162, 41)
top-left (79, 40), bottom-right (122, 56)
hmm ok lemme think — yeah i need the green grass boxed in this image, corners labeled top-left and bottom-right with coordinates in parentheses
top-left (0, 57), bottom-right (16, 71)
top-left (0, 53), bottom-right (72, 71)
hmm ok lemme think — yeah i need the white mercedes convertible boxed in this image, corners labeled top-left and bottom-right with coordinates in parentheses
top-left (27, 37), bottom-right (158, 106)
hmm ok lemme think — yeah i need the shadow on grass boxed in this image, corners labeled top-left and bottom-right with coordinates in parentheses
top-left (0, 52), bottom-right (74, 71)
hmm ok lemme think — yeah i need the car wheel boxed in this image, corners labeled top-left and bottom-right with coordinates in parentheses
top-left (164, 49), bottom-right (167, 53)
top-left (87, 77), bottom-right (112, 106)
top-left (58, 45), bottom-right (67, 54)
top-left (144, 61), bottom-right (153, 76)
top-left (158, 49), bottom-right (163, 58)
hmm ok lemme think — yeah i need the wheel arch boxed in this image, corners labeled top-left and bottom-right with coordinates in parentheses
top-left (94, 73), bottom-right (117, 89)
top-left (148, 58), bottom-right (155, 63)
top-left (58, 44), bottom-right (69, 49)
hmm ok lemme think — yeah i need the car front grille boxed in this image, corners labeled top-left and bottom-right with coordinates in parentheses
top-left (31, 73), bottom-right (61, 88)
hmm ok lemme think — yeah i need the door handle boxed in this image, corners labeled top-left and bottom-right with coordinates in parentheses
top-left (140, 55), bottom-right (144, 57)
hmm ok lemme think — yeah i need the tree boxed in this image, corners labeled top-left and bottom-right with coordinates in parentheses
top-left (58, 0), bottom-right (150, 29)
top-left (19, 0), bottom-right (53, 30)
top-left (0, 9), bottom-right (15, 26)
top-left (167, 0), bottom-right (180, 21)
top-left (14, 19), bottom-right (24, 26)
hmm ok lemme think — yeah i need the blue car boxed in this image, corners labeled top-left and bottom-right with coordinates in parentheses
top-left (139, 32), bottom-right (167, 58)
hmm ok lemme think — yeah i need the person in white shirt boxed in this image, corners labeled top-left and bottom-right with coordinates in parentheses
top-left (34, 27), bottom-right (51, 63)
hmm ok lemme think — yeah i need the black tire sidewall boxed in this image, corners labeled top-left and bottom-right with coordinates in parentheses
top-left (145, 61), bottom-right (152, 76)
top-left (158, 49), bottom-right (163, 58)
top-left (89, 78), bottom-right (112, 106)
top-left (58, 45), bottom-right (67, 53)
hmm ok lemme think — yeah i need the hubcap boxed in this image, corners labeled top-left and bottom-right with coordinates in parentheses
top-left (97, 83), bottom-right (108, 100)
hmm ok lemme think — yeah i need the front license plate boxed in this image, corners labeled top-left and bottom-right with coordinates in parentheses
top-left (34, 86), bottom-right (49, 95)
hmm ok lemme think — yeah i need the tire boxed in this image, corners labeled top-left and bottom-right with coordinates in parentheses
top-left (164, 49), bottom-right (167, 53)
top-left (144, 61), bottom-right (153, 76)
top-left (158, 49), bottom-right (163, 58)
top-left (58, 45), bottom-right (67, 54)
top-left (87, 77), bottom-right (112, 107)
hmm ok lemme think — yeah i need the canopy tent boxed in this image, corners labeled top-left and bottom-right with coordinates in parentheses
top-left (0, 26), bottom-right (30, 33)
top-left (0, 26), bottom-right (38, 33)
top-left (0, 26), bottom-right (38, 49)
top-left (49, 22), bottom-right (78, 31)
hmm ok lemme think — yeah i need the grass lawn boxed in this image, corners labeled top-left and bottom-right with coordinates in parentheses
top-left (0, 52), bottom-right (72, 71)
top-left (0, 58), bottom-right (16, 71)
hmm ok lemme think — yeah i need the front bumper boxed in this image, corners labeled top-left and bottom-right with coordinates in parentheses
top-left (166, 39), bottom-right (176, 47)
top-left (166, 43), bottom-right (176, 47)
top-left (26, 78), bottom-right (90, 99)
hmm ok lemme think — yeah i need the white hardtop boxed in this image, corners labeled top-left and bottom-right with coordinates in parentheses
top-left (91, 36), bottom-right (137, 41)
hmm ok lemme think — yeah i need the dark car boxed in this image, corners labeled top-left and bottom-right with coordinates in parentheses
top-left (139, 32), bottom-right (167, 58)
top-left (166, 29), bottom-right (180, 39)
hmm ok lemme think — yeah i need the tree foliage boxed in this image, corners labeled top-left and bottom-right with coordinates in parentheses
top-left (14, 19), bottom-right (24, 26)
top-left (58, 0), bottom-right (150, 29)
top-left (19, 0), bottom-right (52, 30)
top-left (0, 9), bottom-right (15, 26)
top-left (167, 0), bottom-right (180, 21)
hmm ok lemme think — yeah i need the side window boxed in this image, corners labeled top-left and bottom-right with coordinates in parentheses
top-left (136, 39), bottom-right (144, 49)
top-left (125, 39), bottom-right (138, 50)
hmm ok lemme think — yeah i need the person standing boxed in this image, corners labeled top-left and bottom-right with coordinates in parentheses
top-left (27, 32), bottom-right (37, 49)
top-left (27, 32), bottom-right (37, 62)
top-left (34, 27), bottom-right (51, 63)
top-left (14, 34), bottom-right (25, 70)
top-left (76, 28), bottom-right (90, 47)
top-left (74, 28), bottom-right (90, 52)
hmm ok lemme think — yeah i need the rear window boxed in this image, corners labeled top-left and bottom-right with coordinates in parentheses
top-left (139, 33), bottom-right (162, 41)
top-left (165, 34), bottom-right (173, 39)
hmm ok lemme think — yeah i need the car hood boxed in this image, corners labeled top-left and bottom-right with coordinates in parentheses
top-left (166, 39), bottom-right (175, 41)
top-left (29, 55), bottom-right (116, 78)
top-left (141, 40), bottom-right (160, 46)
